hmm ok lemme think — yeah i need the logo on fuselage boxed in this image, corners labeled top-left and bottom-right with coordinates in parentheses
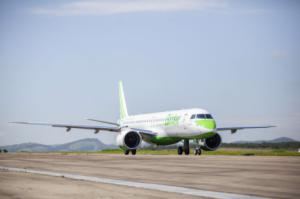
top-left (164, 114), bottom-right (181, 126)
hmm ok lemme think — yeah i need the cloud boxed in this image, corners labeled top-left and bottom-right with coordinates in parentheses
top-left (31, 0), bottom-right (226, 16)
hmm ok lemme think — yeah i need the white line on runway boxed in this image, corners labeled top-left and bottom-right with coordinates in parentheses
top-left (0, 166), bottom-right (268, 199)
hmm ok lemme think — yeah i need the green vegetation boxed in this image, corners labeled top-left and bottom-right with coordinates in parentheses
top-left (18, 147), bottom-right (297, 156)
top-left (0, 149), bottom-right (8, 153)
top-left (221, 142), bottom-right (300, 150)
top-left (11, 139), bottom-right (299, 156)
top-left (74, 148), bottom-right (300, 156)
top-left (202, 148), bottom-right (300, 156)
top-left (100, 149), bottom-right (179, 155)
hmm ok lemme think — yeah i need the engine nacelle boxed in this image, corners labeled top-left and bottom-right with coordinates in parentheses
top-left (116, 130), bottom-right (142, 150)
top-left (201, 133), bottom-right (222, 151)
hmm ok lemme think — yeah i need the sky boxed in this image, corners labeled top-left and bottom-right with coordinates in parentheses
top-left (0, 0), bottom-right (300, 146)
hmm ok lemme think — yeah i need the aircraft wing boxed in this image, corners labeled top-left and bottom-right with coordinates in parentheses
top-left (86, 118), bottom-right (119, 126)
top-left (10, 122), bottom-right (158, 137)
top-left (11, 122), bottom-right (121, 133)
top-left (217, 126), bottom-right (275, 134)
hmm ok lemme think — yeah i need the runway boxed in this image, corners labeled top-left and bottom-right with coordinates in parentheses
top-left (0, 166), bottom-right (264, 199)
top-left (0, 153), bottom-right (299, 199)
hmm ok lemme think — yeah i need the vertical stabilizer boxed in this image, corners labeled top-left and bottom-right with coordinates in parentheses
top-left (119, 81), bottom-right (128, 120)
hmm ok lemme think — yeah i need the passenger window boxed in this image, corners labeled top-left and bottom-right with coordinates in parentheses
top-left (190, 114), bottom-right (195, 119)
top-left (197, 114), bottom-right (205, 119)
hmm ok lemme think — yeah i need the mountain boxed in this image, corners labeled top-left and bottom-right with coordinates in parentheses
top-left (233, 137), bottom-right (298, 144)
top-left (2, 137), bottom-right (298, 152)
top-left (0, 138), bottom-right (117, 152)
top-left (268, 137), bottom-right (296, 143)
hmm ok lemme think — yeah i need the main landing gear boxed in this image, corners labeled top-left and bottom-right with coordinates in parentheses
top-left (177, 139), bottom-right (202, 156)
top-left (177, 139), bottom-right (190, 155)
top-left (177, 146), bottom-right (183, 155)
top-left (124, 149), bottom-right (136, 155)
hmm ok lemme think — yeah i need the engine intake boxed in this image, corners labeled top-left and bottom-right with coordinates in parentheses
top-left (117, 130), bottom-right (141, 149)
top-left (124, 131), bottom-right (140, 148)
top-left (201, 133), bottom-right (222, 151)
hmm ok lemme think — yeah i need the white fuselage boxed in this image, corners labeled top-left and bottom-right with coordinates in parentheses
top-left (120, 108), bottom-right (216, 139)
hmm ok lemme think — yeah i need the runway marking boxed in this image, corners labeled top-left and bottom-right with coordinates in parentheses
top-left (0, 166), bottom-right (268, 199)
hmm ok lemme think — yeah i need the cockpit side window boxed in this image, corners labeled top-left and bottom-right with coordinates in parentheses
top-left (205, 114), bottom-right (213, 119)
top-left (190, 114), bottom-right (196, 119)
top-left (197, 114), bottom-right (205, 119)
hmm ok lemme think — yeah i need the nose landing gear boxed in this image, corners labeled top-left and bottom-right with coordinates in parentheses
top-left (177, 139), bottom-right (202, 156)
top-left (194, 147), bottom-right (202, 155)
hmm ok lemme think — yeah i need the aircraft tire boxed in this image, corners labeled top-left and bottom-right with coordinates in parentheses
top-left (131, 149), bottom-right (136, 155)
top-left (124, 150), bottom-right (130, 155)
top-left (178, 146), bottom-right (183, 155)
top-left (198, 148), bottom-right (202, 155)
top-left (194, 148), bottom-right (202, 155)
top-left (184, 139), bottom-right (190, 155)
top-left (194, 149), bottom-right (198, 155)
top-left (184, 147), bottom-right (190, 155)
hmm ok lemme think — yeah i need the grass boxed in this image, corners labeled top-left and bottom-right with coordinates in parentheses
top-left (202, 148), bottom-right (300, 156)
top-left (58, 148), bottom-right (300, 156)
top-left (15, 149), bottom-right (299, 156)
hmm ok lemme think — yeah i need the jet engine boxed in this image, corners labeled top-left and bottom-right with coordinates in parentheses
top-left (201, 133), bottom-right (222, 151)
top-left (116, 130), bottom-right (142, 150)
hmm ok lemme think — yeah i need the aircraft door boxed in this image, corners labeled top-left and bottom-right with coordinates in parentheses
top-left (183, 113), bottom-right (192, 130)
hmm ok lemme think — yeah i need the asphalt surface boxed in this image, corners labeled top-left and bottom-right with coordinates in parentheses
top-left (0, 153), bottom-right (299, 199)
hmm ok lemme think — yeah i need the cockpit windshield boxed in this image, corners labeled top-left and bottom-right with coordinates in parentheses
top-left (190, 114), bottom-right (213, 119)
top-left (206, 114), bottom-right (213, 119)
top-left (197, 114), bottom-right (205, 119)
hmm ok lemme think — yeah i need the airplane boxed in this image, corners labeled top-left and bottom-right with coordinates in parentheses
top-left (12, 81), bottom-right (275, 155)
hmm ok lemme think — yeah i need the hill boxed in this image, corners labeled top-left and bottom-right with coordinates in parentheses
top-left (224, 137), bottom-right (300, 150)
top-left (1, 137), bottom-right (299, 152)
top-left (233, 137), bottom-right (297, 144)
top-left (0, 138), bottom-right (117, 152)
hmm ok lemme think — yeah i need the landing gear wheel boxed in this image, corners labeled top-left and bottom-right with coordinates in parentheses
top-left (131, 149), bottom-right (136, 155)
top-left (177, 146), bottom-right (183, 155)
top-left (194, 148), bottom-right (202, 155)
top-left (194, 149), bottom-right (198, 155)
top-left (198, 148), bottom-right (202, 155)
top-left (184, 139), bottom-right (190, 155)
top-left (124, 150), bottom-right (130, 155)
top-left (184, 147), bottom-right (190, 155)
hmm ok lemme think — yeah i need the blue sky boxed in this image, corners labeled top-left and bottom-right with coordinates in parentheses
top-left (1, 0), bottom-right (299, 145)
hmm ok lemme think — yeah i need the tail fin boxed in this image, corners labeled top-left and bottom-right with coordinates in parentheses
top-left (118, 81), bottom-right (128, 120)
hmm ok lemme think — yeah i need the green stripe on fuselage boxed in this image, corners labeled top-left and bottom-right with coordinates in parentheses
top-left (150, 132), bottom-right (216, 145)
top-left (150, 136), bottom-right (181, 145)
